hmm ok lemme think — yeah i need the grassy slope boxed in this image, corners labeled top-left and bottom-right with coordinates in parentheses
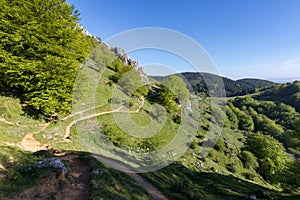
top-left (0, 43), bottom-right (299, 199)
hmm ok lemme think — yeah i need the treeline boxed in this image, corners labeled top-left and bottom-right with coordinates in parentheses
top-left (225, 95), bottom-right (300, 187)
top-left (0, 0), bottom-right (93, 118)
top-left (257, 81), bottom-right (300, 112)
top-left (151, 72), bottom-right (275, 97)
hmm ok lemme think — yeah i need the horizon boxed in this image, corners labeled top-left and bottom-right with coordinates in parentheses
top-left (144, 70), bottom-right (300, 84)
top-left (67, 0), bottom-right (300, 81)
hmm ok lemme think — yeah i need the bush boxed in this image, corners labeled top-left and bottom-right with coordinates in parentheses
top-left (240, 151), bottom-right (259, 170)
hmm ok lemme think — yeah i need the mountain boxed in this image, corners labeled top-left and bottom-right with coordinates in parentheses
top-left (151, 72), bottom-right (275, 97)
top-left (1, 1), bottom-right (300, 199)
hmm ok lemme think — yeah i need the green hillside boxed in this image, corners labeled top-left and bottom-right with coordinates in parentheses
top-left (0, 0), bottom-right (300, 199)
top-left (151, 72), bottom-right (275, 97)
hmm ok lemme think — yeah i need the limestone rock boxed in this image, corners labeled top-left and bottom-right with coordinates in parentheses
top-left (35, 158), bottom-right (67, 174)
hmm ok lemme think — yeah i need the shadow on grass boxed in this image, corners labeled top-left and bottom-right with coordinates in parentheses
top-left (141, 162), bottom-right (300, 200)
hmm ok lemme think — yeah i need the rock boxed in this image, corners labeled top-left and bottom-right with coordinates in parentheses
top-left (91, 170), bottom-right (104, 175)
top-left (0, 163), bottom-right (4, 170)
top-left (8, 156), bottom-right (14, 163)
top-left (110, 47), bottom-right (150, 84)
top-left (167, 151), bottom-right (177, 157)
top-left (35, 158), bottom-right (67, 174)
top-left (248, 195), bottom-right (256, 200)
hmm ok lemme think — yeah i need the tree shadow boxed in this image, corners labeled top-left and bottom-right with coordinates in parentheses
top-left (141, 162), bottom-right (300, 200)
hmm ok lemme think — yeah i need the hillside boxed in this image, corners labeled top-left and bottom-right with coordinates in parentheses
top-left (1, 41), bottom-right (300, 199)
top-left (1, 0), bottom-right (300, 200)
top-left (151, 72), bottom-right (275, 97)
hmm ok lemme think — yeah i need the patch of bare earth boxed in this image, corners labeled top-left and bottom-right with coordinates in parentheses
top-left (11, 154), bottom-right (91, 200)
top-left (6, 122), bottom-right (51, 152)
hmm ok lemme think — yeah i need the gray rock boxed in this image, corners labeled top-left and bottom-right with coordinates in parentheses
top-left (248, 195), bottom-right (256, 200)
top-left (110, 47), bottom-right (150, 84)
top-left (35, 158), bottom-right (67, 174)
top-left (91, 170), bottom-right (104, 175)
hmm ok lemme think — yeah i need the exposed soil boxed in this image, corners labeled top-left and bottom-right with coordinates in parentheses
top-left (127, 173), bottom-right (168, 200)
top-left (4, 97), bottom-right (168, 200)
top-left (6, 122), bottom-right (51, 152)
top-left (0, 117), bottom-right (14, 125)
top-left (11, 154), bottom-right (92, 200)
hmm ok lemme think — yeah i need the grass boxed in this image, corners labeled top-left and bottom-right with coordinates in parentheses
top-left (0, 146), bottom-right (56, 198)
top-left (142, 162), bottom-right (298, 200)
top-left (87, 155), bottom-right (151, 200)
top-left (1, 45), bottom-right (300, 199)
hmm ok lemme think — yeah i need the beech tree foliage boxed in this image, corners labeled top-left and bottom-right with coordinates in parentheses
top-left (0, 0), bottom-right (90, 117)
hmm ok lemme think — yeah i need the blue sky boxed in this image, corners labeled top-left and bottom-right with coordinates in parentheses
top-left (67, 0), bottom-right (300, 81)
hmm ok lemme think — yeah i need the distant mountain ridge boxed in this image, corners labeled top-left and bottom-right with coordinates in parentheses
top-left (151, 72), bottom-right (275, 97)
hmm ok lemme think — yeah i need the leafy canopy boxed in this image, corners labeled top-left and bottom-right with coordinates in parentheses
top-left (0, 0), bottom-right (91, 117)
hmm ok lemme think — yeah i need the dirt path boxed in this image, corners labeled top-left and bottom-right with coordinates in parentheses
top-left (63, 97), bottom-right (145, 141)
top-left (128, 173), bottom-right (168, 200)
top-left (11, 154), bottom-right (91, 200)
top-left (60, 103), bottom-right (107, 121)
top-left (94, 155), bottom-right (169, 200)
top-left (6, 122), bottom-right (51, 152)
top-left (0, 117), bottom-right (14, 125)
top-left (6, 97), bottom-right (169, 199)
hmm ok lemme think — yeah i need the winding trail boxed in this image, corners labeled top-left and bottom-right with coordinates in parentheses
top-left (63, 97), bottom-right (145, 141)
top-left (6, 122), bottom-right (51, 152)
top-left (95, 155), bottom-right (169, 200)
top-left (5, 97), bottom-right (169, 199)
top-left (60, 103), bottom-right (107, 121)
top-left (0, 117), bottom-right (14, 125)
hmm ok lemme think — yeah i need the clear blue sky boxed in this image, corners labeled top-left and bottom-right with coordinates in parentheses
top-left (67, 0), bottom-right (300, 81)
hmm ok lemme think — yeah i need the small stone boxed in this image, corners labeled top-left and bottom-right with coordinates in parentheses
top-left (248, 195), bottom-right (256, 200)
top-left (8, 156), bottom-right (14, 163)
top-left (91, 170), bottom-right (104, 175)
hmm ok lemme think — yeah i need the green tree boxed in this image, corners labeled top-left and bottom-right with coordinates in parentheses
top-left (283, 159), bottom-right (300, 189)
top-left (238, 111), bottom-right (254, 131)
top-left (225, 106), bottom-right (239, 129)
top-left (147, 85), bottom-right (179, 114)
top-left (0, 0), bottom-right (90, 117)
top-left (245, 133), bottom-right (288, 181)
top-left (162, 75), bottom-right (190, 104)
top-left (240, 150), bottom-right (259, 170)
top-left (118, 69), bottom-right (149, 97)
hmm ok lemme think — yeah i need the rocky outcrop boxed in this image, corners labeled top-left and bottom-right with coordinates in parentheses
top-left (80, 25), bottom-right (101, 43)
top-left (110, 46), bottom-right (150, 84)
top-left (80, 25), bottom-right (150, 84)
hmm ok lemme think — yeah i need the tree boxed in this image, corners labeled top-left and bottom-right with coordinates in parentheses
top-left (162, 75), bottom-right (190, 104)
top-left (238, 111), bottom-right (254, 131)
top-left (225, 106), bottom-right (239, 129)
top-left (240, 150), bottom-right (259, 170)
top-left (283, 159), bottom-right (300, 189)
top-left (0, 0), bottom-right (90, 117)
top-left (117, 68), bottom-right (149, 97)
top-left (245, 133), bottom-right (288, 181)
top-left (147, 85), bottom-right (179, 114)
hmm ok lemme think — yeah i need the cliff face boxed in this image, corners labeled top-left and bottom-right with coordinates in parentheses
top-left (81, 26), bottom-right (149, 85)
top-left (110, 47), bottom-right (150, 84)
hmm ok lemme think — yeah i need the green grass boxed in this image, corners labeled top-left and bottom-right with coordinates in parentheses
top-left (87, 155), bottom-right (151, 200)
top-left (0, 96), bottom-right (44, 144)
top-left (142, 162), bottom-right (298, 200)
top-left (0, 146), bottom-right (56, 198)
